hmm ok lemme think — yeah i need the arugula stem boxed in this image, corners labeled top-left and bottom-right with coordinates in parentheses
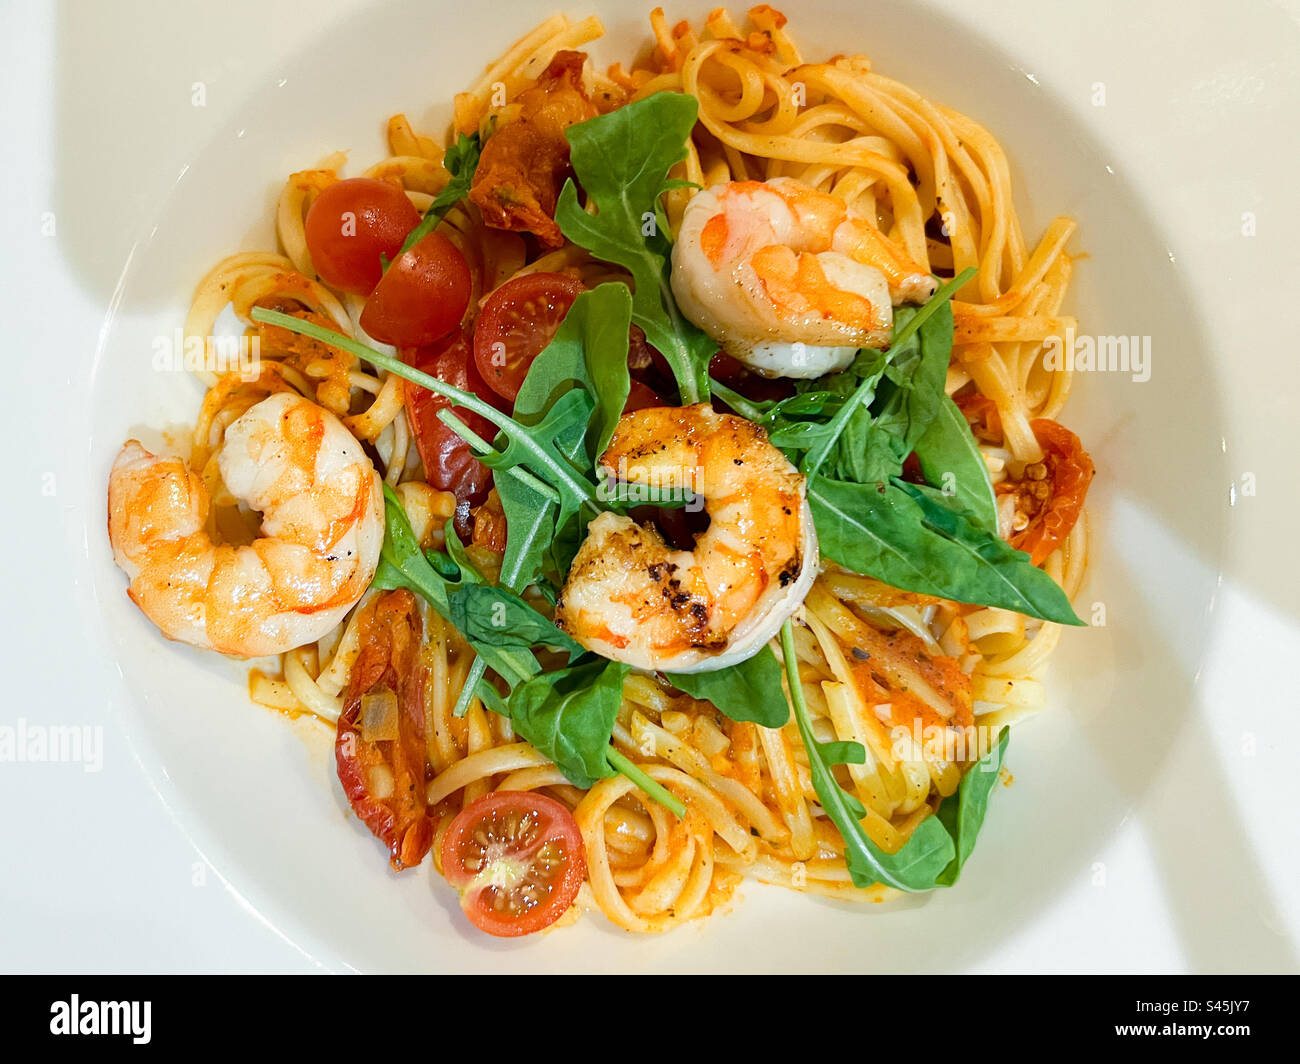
top-left (779, 618), bottom-right (921, 892)
top-left (394, 134), bottom-right (480, 259)
top-left (887, 267), bottom-right (977, 354)
top-left (453, 656), bottom-right (490, 719)
top-left (396, 202), bottom-right (450, 259)
top-left (798, 267), bottom-right (977, 481)
top-left (436, 409), bottom-right (561, 506)
top-left (606, 748), bottom-right (687, 818)
top-left (778, 620), bottom-right (811, 738)
top-left (707, 378), bottom-right (770, 422)
top-left (448, 481), bottom-right (558, 719)
top-left (249, 308), bottom-right (600, 507)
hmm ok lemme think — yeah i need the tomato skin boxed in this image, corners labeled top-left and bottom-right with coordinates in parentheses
top-left (304, 178), bottom-right (421, 296)
top-left (1006, 418), bottom-right (1095, 565)
top-left (402, 329), bottom-right (501, 513)
top-left (473, 273), bottom-right (584, 402)
top-left (335, 590), bottom-right (434, 872)
top-left (361, 231), bottom-right (472, 347)
top-left (440, 791), bottom-right (586, 937)
top-left (953, 393), bottom-right (1093, 564)
top-left (622, 379), bottom-right (664, 415)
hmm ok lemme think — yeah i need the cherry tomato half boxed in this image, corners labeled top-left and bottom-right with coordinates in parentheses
top-left (473, 273), bottom-right (584, 402)
top-left (402, 329), bottom-right (499, 512)
top-left (1005, 418), bottom-right (1095, 566)
top-left (440, 791), bottom-right (586, 937)
top-left (304, 178), bottom-right (422, 296)
top-left (361, 231), bottom-right (472, 347)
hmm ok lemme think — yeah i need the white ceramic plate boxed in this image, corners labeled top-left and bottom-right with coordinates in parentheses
top-left (8, 0), bottom-right (1300, 972)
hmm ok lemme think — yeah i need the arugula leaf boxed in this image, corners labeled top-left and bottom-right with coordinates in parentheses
top-left (912, 393), bottom-right (998, 533)
top-left (475, 388), bottom-right (595, 523)
top-left (506, 659), bottom-right (687, 816)
top-left (664, 646), bottom-right (789, 727)
top-left (505, 284), bottom-right (632, 463)
top-left (395, 133), bottom-right (481, 259)
top-left (493, 478), bottom-right (558, 598)
top-left (934, 728), bottom-right (1010, 885)
top-left (808, 476), bottom-right (1084, 624)
top-left (597, 477), bottom-right (699, 511)
top-left (375, 486), bottom-right (542, 686)
top-left (822, 306), bottom-right (935, 483)
top-left (556, 92), bottom-right (715, 404)
top-left (779, 620), bottom-right (956, 891)
top-left (799, 270), bottom-right (973, 481)
top-left (373, 484), bottom-right (460, 611)
top-left (449, 583), bottom-right (584, 660)
top-left (497, 284), bottom-right (633, 584)
top-left (507, 658), bottom-right (630, 789)
top-left (578, 286), bottom-right (635, 458)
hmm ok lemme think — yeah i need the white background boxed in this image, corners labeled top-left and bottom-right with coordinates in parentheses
top-left (1, 0), bottom-right (1298, 972)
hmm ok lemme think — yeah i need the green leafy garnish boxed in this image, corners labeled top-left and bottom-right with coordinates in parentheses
top-left (556, 92), bottom-right (714, 404)
top-left (809, 476), bottom-right (1083, 624)
top-left (911, 393), bottom-right (999, 533)
top-left (393, 133), bottom-right (482, 260)
top-left (800, 269), bottom-right (973, 481)
top-left (507, 658), bottom-right (630, 789)
top-left (665, 646), bottom-right (789, 727)
top-left (779, 620), bottom-right (956, 891)
top-left (449, 583), bottom-right (584, 660)
top-left (507, 659), bottom-right (687, 817)
top-left (934, 728), bottom-right (1010, 885)
top-left (818, 305), bottom-right (946, 483)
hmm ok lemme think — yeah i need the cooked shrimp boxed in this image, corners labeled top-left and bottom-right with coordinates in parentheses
top-left (671, 177), bottom-right (937, 378)
top-left (107, 392), bottom-right (384, 659)
top-left (555, 404), bottom-right (818, 673)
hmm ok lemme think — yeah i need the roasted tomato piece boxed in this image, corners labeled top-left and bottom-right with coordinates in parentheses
top-left (1004, 418), bottom-right (1095, 565)
top-left (335, 590), bottom-right (433, 871)
top-left (470, 488), bottom-right (508, 554)
top-left (468, 50), bottom-right (598, 248)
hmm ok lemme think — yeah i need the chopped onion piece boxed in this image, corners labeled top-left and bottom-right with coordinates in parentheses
top-left (360, 688), bottom-right (399, 742)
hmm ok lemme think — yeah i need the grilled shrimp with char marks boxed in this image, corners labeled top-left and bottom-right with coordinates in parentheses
top-left (671, 177), bottom-right (937, 379)
top-left (555, 404), bottom-right (818, 673)
top-left (107, 392), bottom-right (384, 658)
